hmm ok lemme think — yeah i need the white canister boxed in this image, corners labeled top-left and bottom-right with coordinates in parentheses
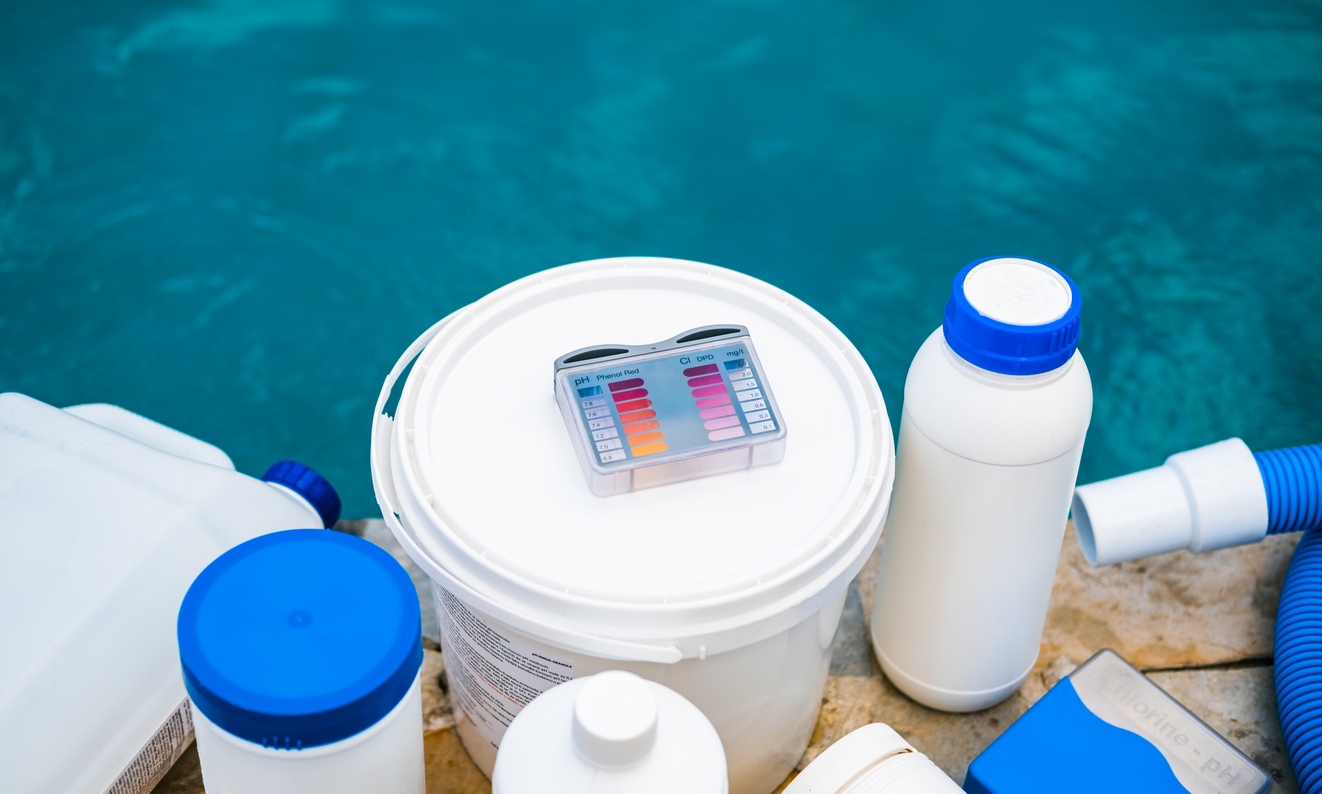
top-left (371, 257), bottom-right (895, 794)
top-left (786, 723), bottom-right (962, 793)
top-left (871, 257), bottom-right (1092, 712)
top-left (0, 394), bottom-right (337, 794)
top-left (493, 671), bottom-right (727, 793)
top-left (178, 530), bottom-right (425, 793)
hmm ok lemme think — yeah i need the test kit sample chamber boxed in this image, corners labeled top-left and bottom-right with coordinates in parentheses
top-left (372, 257), bottom-right (894, 794)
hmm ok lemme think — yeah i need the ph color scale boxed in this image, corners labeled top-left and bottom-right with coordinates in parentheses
top-left (576, 377), bottom-right (668, 463)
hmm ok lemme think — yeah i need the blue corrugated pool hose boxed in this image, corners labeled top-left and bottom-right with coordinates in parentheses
top-left (1259, 444), bottom-right (1322, 793)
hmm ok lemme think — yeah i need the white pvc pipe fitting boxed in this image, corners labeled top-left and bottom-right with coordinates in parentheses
top-left (1072, 438), bottom-right (1269, 566)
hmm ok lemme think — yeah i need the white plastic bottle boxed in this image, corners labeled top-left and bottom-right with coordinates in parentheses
top-left (785, 723), bottom-right (962, 794)
top-left (179, 529), bottom-right (425, 794)
top-left (492, 671), bottom-right (728, 794)
top-left (871, 258), bottom-right (1092, 712)
top-left (0, 393), bottom-right (341, 794)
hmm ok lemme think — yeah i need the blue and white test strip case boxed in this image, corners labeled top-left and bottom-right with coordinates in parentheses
top-left (966, 650), bottom-right (1271, 794)
top-left (554, 325), bottom-right (787, 496)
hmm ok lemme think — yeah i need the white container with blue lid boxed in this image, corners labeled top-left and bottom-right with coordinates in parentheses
top-left (872, 257), bottom-right (1093, 712)
top-left (178, 529), bottom-right (425, 793)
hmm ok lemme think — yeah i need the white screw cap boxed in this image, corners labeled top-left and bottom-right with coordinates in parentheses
top-left (963, 257), bottom-right (1073, 326)
top-left (572, 671), bottom-right (659, 769)
top-left (492, 672), bottom-right (727, 794)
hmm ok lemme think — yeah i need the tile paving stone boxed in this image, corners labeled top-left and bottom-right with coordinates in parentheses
top-left (153, 521), bottom-right (1305, 793)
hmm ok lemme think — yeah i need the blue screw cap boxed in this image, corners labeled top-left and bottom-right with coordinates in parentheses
top-left (942, 257), bottom-right (1082, 376)
top-left (178, 530), bottom-right (423, 749)
top-left (262, 460), bottom-right (342, 528)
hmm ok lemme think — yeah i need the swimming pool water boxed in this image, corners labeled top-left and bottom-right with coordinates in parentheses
top-left (2, 0), bottom-right (1320, 518)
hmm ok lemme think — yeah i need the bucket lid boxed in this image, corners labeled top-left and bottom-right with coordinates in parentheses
top-left (373, 257), bottom-right (893, 660)
top-left (492, 671), bottom-right (728, 793)
top-left (178, 529), bottom-right (423, 748)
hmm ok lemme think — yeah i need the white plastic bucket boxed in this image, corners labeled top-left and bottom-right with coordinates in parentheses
top-left (371, 257), bottom-right (894, 794)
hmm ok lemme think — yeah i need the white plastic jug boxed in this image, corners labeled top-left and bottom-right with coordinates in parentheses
top-left (0, 393), bottom-right (340, 794)
top-left (492, 671), bottom-right (727, 794)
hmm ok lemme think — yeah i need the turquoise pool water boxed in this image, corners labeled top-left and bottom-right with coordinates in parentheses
top-left (2, 0), bottom-right (1319, 518)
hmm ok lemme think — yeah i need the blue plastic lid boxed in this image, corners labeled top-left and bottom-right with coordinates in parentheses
top-left (262, 460), bottom-right (342, 528)
top-left (942, 257), bottom-right (1082, 375)
top-left (178, 530), bottom-right (423, 749)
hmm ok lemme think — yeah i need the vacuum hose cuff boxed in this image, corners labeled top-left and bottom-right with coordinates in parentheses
top-left (1071, 439), bottom-right (1269, 566)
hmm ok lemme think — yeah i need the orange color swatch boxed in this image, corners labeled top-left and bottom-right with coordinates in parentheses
top-left (623, 419), bottom-right (661, 435)
top-left (629, 441), bottom-right (669, 457)
top-left (618, 409), bottom-right (656, 423)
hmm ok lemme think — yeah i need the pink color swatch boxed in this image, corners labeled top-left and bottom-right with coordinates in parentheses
top-left (695, 395), bottom-right (733, 408)
top-left (703, 416), bottom-right (742, 430)
top-left (691, 384), bottom-right (728, 398)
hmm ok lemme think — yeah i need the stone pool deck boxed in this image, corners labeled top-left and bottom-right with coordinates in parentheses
top-left (153, 520), bottom-right (1303, 793)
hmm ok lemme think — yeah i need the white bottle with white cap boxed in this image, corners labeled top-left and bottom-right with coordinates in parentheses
top-left (785, 723), bottom-right (962, 793)
top-left (492, 671), bottom-right (727, 794)
top-left (871, 257), bottom-right (1092, 712)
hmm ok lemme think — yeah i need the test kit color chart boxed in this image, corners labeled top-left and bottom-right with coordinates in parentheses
top-left (576, 378), bottom-right (669, 463)
top-left (565, 339), bottom-right (782, 468)
top-left (684, 359), bottom-right (777, 442)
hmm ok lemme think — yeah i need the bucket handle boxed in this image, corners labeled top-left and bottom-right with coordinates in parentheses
top-left (371, 313), bottom-right (454, 521)
top-left (370, 315), bottom-right (685, 665)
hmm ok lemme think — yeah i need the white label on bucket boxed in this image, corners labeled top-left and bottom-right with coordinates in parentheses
top-left (435, 585), bottom-right (575, 749)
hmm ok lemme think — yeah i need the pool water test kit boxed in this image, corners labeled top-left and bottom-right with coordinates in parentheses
top-left (966, 650), bottom-right (1270, 794)
top-left (554, 324), bottom-right (787, 495)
